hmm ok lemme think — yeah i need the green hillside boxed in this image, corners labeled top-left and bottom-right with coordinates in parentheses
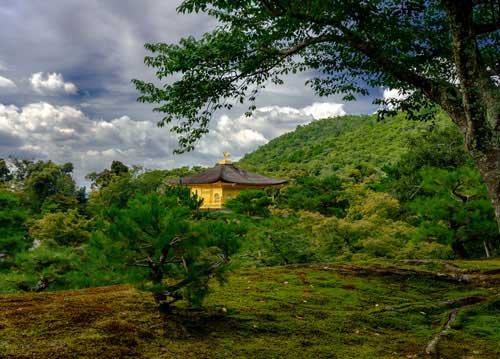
top-left (235, 112), bottom-right (498, 260)
top-left (239, 114), bottom-right (427, 178)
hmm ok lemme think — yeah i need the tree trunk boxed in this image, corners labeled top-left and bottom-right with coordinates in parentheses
top-left (483, 241), bottom-right (491, 258)
top-left (474, 148), bottom-right (500, 232)
top-left (451, 238), bottom-right (469, 259)
top-left (443, 0), bottom-right (500, 232)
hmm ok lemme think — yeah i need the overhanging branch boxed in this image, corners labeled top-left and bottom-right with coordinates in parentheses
top-left (474, 22), bottom-right (500, 35)
top-left (263, 6), bottom-right (465, 126)
top-left (272, 33), bottom-right (338, 57)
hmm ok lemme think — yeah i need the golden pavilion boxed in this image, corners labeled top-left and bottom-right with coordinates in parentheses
top-left (172, 153), bottom-right (287, 209)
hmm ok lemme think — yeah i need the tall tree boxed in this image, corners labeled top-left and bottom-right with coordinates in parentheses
top-left (21, 161), bottom-right (78, 213)
top-left (382, 123), bottom-right (499, 257)
top-left (86, 160), bottom-right (130, 190)
top-left (0, 191), bottom-right (29, 268)
top-left (133, 0), bottom-right (500, 229)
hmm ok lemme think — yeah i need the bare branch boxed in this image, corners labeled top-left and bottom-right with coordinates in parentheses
top-left (450, 182), bottom-right (472, 203)
top-left (181, 256), bottom-right (189, 273)
top-left (127, 263), bottom-right (150, 268)
top-left (169, 235), bottom-right (183, 246)
top-left (164, 257), bottom-right (228, 295)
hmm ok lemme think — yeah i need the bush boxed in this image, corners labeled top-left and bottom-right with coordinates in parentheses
top-left (29, 209), bottom-right (90, 246)
top-left (278, 175), bottom-right (348, 217)
top-left (225, 189), bottom-right (273, 217)
top-left (13, 243), bottom-right (82, 292)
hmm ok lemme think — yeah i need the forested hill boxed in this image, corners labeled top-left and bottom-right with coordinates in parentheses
top-left (239, 113), bottom-right (429, 178)
top-left (236, 112), bottom-right (498, 260)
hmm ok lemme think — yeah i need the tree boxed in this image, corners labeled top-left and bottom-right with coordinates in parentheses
top-left (249, 210), bottom-right (319, 265)
top-left (110, 160), bottom-right (129, 176)
top-left (225, 189), bottom-right (273, 217)
top-left (29, 209), bottom-right (90, 247)
top-left (14, 243), bottom-right (82, 292)
top-left (408, 167), bottom-right (499, 258)
top-left (382, 123), bottom-right (499, 258)
top-left (133, 0), bottom-right (500, 230)
top-left (0, 191), bottom-right (29, 268)
top-left (87, 171), bottom-right (134, 211)
top-left (87, 165), bottom-right (175, 211)
top-left (89, 189), bottom-right (244, 312)
top-left (278, 175), bottom-right (348, 216)
top-left (11, 160), bottom-right (79, 213)
top-left (0, 159), bottom-right (12, 184)
top-left (330, 182), bottom-right (416, 260)
top-left (86, 160), bottom-right (130, 190)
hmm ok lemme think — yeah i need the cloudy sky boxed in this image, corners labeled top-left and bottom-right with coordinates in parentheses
top-left (0, 1), bottom-right (387, 184)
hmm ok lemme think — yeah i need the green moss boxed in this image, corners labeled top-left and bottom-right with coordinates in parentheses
top-left (0, 262), bottom-right (499, 358)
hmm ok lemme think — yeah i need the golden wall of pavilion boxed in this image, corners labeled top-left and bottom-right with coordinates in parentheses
top-left (188, 181), bottom-right (267, 209)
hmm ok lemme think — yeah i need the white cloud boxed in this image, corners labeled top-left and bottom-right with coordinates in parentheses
top-left (0, 75), bottom-right (16, 89)
top-left (381, 88), bottom-right (413, 111)
top-left (383, 88), bottom-right (408, 103)
top-left (0, 1), bottom-right (381, 180)
top-left (198, 102), bottom-right (346, 159)
top-left (0, 102), bottom-right (177, 182)
top-left (30, 72), bottom-right (78, 95)
top-left (0, 100), bottom-right (347, 184)
top-left (303, 102), bottom-right (346, 119)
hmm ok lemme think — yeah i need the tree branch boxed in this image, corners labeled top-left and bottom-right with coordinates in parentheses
top-left (164, 256), bottom-right (227, 295)
top-left (158, 235), bottom-right (182, 267)
top-left (450, 182), bottom-right (471, 203)
top-left (128, 263), bottom-right (150, 268)
top-left (425, 296), bottom-right (491, 355)
top-left (265, 7), bottom-right (466, 128)
top-left (259, 0), bottom-right (286, 17)
top-left (475, 22), bottom-right (500, 35)
top-left (267, 33), bottom-right (339, 57)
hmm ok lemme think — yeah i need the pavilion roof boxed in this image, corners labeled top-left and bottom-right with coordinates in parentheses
top-left (171, 163), bottom-right (287, 186)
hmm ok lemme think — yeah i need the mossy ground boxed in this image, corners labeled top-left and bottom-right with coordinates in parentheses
top-left (1, 260), bottom-right (499, 358)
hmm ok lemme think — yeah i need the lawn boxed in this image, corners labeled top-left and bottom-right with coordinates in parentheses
top-left (0, 260), bottom-right (499, 358)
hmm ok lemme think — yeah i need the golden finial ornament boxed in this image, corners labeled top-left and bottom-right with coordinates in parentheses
top-left (219, 152), bottom-right (232, 164)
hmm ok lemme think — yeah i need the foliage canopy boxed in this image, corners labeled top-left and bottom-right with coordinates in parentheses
top-left (133, 0), bottom-right (500, 230)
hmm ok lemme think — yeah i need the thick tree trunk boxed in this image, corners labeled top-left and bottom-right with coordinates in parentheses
top-left (443, 0), bottom-right (500, 232)
top-left (474, 148), bottom-right (500, 232)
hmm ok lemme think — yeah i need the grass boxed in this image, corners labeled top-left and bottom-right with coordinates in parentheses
top-left (1, 260), bottom-right (499, 358)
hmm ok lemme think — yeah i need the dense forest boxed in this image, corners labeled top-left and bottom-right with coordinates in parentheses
top-left (0, 113), bottom-right (498, 304)
top-left (239, 112), bottom-right (499, 261)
